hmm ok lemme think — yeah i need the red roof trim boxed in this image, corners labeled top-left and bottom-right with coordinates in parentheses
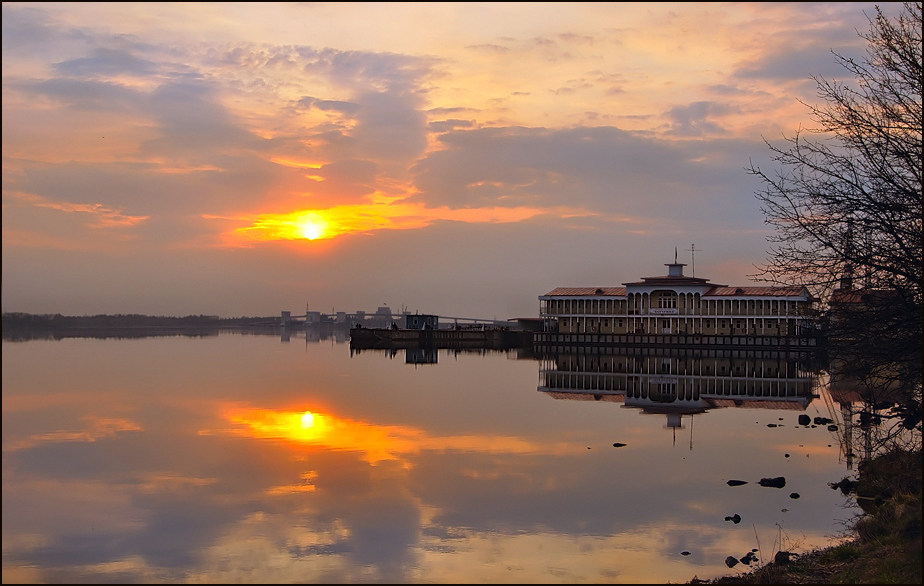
top-left (543, 287), bottom-right (627, 296)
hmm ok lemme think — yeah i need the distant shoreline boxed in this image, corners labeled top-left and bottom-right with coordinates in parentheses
top-left (0, 312), bottom-right (291, 341)
top-left (1, 312), bottom-right (282, 328)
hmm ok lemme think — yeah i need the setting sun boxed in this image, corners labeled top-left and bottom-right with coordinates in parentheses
top-left (300, 411), bottom-right (315, 428)
top-left (296, 216), bottom-right (327, 240)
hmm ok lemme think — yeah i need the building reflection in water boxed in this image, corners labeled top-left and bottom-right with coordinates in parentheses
top-left (350, 345), bottom-right (504, 364)
top-left (826, 356), bottom-right (917, 471)
top-left (538, 345), bottom-right (822, 444)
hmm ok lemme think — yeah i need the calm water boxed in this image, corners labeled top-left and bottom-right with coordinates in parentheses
top-left (2, 330), bottom-right (859, 583)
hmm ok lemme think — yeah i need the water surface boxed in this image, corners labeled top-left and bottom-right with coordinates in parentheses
top-left (2, 331), bottom-right (858, 583)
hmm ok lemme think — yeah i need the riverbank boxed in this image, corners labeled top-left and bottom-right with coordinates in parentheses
top-left (686, 447), bottom-right (922, 584)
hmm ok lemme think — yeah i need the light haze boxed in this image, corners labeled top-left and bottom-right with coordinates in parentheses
top-left (1, 2), bottom-right (906, 319)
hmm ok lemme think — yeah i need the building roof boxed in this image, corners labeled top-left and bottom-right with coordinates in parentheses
top-left (541, 261), bottom-right (812, 299)
top-left (542, 392), bottom-right (809, 411)
top-left (623, 276), bottom-right (717, 286)
top-left (704, 286), bottom-right (807, 297)
top-left (542, 287), bottom-right (627, 296)
top-left (709, 398), bottom-right (809, 410)
top-left (543, 391), bottom-right (626, 403)
top-left (542, 285), bottom-right (808, 297)
top-left (829, 287), bottom-right (901, 304)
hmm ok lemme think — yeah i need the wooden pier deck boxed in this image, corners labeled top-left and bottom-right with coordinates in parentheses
top-left (349, 326), bottom-right (530, 350)
top-left (351, 326), bottom-right (822, 353)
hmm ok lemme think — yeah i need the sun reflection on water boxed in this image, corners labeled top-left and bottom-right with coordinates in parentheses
top-left (220, 406), bottom-right (565, 465)
top-left (223, 407), bottom-right (421, 464)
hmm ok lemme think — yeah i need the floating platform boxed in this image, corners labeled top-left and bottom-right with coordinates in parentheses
top-left (349, 326), bottom-right (531, 350)
top-left (350, 327), bottom-right (823, 353)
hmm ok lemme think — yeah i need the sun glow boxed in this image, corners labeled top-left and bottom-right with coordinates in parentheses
top-left (300, 411), bottom-right (315, 428)
top-left (223, 406), bottom-right (418, 463)
top-left (296, 215), bottom-right (328, 240)
top-left (219, 406), bottom-right (566, 464)
top-left (217, 406), bottom-right (575, 466)
top-left (228, 199), bottom-right (581, 245)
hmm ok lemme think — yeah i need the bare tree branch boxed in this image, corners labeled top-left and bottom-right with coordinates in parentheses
top-left (747, 3), bottom-right (922, 454)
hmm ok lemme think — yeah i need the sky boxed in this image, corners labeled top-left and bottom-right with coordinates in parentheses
top-left (1, 2), bottom-right (907, 320)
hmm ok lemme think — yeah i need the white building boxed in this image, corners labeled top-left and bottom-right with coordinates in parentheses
top-left (539, 259), bottom-right (818, 338)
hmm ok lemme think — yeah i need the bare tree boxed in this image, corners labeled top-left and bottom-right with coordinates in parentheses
top-left (748, 3), bottom-right (922, 446)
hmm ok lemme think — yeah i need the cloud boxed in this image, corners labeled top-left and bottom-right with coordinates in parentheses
top-left (297, 96), bottom-right (361, 116)
top-left (663, 101), bottom-right (735, 137)
top-left (466, 43), bottom-right (512, 54)
top-left (350, 90), bottom-right (429, 166)
top-left (1, 0), bottom-right (892, 321)
top-left (427, 107), bottom-right (479, 116)
top-left (4, 417), bottom-right (143, 451)
top-left (12, 158), bottom-right (278, 216)
top-left (733, 46), bottom-right (863, 83)
top-left (1, 4), bottom-right (88, 57)
top-left (13, 77), bottom-right (141, 112)
top-left (558, 32), bottom-right (596, 45)
top-left (292, 92), bottom-right (430, 176)
top-left (143, 80), bottom-right (267, 155)
top-left (428, 119), bottom-right (475, 133)
top-left (11, 192), bottom-right (149, 228)
top-left (299, 47), bottom-right (438, 94)
top-left (729, 3), bottom-right (879, 83)
top-left (409, 125), bottom-right (764, 221)
top-left (53, 47), bottom-right (158, 78)
top-left (306, 159), bottom-right (381, 202)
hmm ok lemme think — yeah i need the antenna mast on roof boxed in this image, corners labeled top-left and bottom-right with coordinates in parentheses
top-left (674, 247), bottom-right (678, 263)
top-left (687, 244), bottom-right (699, 277)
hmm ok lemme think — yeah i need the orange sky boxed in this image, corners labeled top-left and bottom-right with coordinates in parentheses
top-left (1, 2), bottom-right (906, 319)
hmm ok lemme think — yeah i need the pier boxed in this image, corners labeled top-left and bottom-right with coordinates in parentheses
top-left (349, 325), bottom-right (531, 350)
top-left (350, 326), bottom-right (822, 353)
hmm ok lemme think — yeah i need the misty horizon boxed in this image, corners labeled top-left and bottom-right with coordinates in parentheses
top-left (2, 3), bottom-right (905, 322)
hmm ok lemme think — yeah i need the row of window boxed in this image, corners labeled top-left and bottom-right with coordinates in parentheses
top-left (542, 297), bottom-right (807, 316)
top-left (542, 374), bottom-right (811, 396)
top-left (553, 362), bottom-right (793, 376)
top-left (560, 317), bottom-right (790, 327)
top-left (555, 316), bottom-right (799, 335)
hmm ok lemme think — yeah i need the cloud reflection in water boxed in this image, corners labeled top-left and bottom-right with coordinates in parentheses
top-left (1, 335), bottom-right (854, 583)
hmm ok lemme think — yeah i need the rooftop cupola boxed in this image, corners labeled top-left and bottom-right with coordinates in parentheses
top-left (666, 262), bottom-right (686, 277)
